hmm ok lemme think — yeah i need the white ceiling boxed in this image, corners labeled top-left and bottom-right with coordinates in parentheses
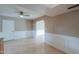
top-left (46, 4), bottom-right (79, 16)
top-left (0, 4), bottom-right (79, 20)
top-left (0, 4), bottom-right (49, 19)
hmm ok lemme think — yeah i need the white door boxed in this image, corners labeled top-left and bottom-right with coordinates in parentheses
top-left (36, 20), bottom-right (45, 43)
top-left (2, 20), bottom-right (15, 41)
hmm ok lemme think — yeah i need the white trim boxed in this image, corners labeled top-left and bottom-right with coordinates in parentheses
top-left (0, 31), bottom-right (33, 41)
top-left (45, 33), bottom-right (79, 53)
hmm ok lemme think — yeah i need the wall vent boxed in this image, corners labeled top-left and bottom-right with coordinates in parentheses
top-left (68, 4), bottom-right (79, 9)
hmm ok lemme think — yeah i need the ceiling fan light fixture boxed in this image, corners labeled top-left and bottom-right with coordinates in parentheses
top-left (20, 15), bottom-right (23, 18)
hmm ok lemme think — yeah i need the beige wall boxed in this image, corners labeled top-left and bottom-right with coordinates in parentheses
top-left (0, 16), bottom-right (2, 32)
top-left (0, 16), bottom-right (33, 31)
top-left (15, 19), bottom-right (33, 31)
top-left (33, 9), bottom-right (79, 53)
top-left (34, 10), bottom-right (79, 38)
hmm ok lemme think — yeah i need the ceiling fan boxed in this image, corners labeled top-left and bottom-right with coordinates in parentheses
top-left (18, 11), bottom-right (30, 18)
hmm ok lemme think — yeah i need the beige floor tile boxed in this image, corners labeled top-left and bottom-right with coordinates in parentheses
top-left (4, 38), bottom-right (65, 54)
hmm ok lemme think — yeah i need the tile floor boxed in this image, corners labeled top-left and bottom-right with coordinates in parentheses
top-left (4, 38), bottom-right (65, 54)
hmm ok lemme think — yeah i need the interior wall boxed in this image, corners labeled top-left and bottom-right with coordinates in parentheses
top-left (33, 9), bottom-right (79, 38)
top-left (45, 10), bottom-right (79, 38)
top-left (45, 10), bottom-right (79, 53)
top-left (0, 16), bottom-right (33, 31)
top-left (15, 19), bottom-right (33, 31)
top-left (0, 16), bottom-right (33, 40)
top-left (33, 9), bottom-right (79, 53)
top-left (0, 16), bottom-right (2, 32)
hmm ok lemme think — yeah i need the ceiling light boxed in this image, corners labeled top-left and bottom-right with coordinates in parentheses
top-left (20, 15), bottom-right (23, 18)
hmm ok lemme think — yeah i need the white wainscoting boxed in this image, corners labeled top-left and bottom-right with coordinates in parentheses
top-left (45, 33), bottom-right (79, 54)
top-left (0, 32), bottom-right (2, 38)
top-left (0, 31), bottom-right (33, 41)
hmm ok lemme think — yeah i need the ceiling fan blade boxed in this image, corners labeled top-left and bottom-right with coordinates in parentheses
top-left (24, 15), bottom-right (30, 16)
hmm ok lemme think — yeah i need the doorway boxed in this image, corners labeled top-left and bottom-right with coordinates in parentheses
top-left (36, 20), bottom-right (45, 43)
